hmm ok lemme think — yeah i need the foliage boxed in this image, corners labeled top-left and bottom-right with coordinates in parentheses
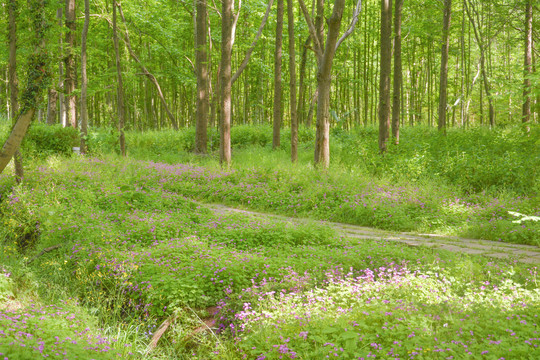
top-left (0, 153), bottom-right (538, 359)
top-left (23, 123), bottom-right (79, 157)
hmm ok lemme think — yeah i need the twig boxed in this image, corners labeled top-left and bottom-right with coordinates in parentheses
top-left (25, 244), bottom-right (63, 265)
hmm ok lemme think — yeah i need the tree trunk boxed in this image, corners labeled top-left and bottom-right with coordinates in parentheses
top-left (465, 0), bottom-right (494, 127)
top-left (273, 0), bottom-right (284, 149)
top-left (220, 0), bottom-right (233, 166)
top-left (391, 0), bottom-right (402, 144)
top-left (0, 0), bottom-right (49, 175)
top-left (8, 0), bottom-right (23, 182)
top-left (195, 0), bottom-right (209, 153)
top-left (112, 0), bottom-right (126, 156)
top-left (80, 0), bottom-right (90, 154)
top-left (117, 5), bottom-right (178, 131)
top-left (379, 0), bottom-right (392, 154)
top-left (522, 0), bottom-right (532, 125)
top-left (46, 89), bottom-right (58, 124)
top-left (313, 0), bottom-right (347, 168)
top-left (64, 0), bottom-right (77, 128)
top-left (287, 0), bottom-right (298, 162)
top-left (437, 0), bottom-right (451, 133)
top-left (297, 36), bottom-right (311, 126)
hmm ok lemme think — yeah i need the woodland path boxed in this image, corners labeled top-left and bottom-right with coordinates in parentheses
top-left (203, 203), bottom-right (540, 265)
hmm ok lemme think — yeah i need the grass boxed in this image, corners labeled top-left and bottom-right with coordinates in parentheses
top-left (0, 121), bottom-right (539, 359)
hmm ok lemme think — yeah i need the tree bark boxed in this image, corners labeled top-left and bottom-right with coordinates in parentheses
top-left (522, 0), bottom-right (532, 125)
top-left (313, 0), bottom-right (347, 168)
top-left (195, 0), bottom-right (209, 153)
top-left (80, 0), bottom-right (90, 154)
top-left (8, 0), bottom-right (23, 182)
top-left (287, 0), bottom-right (298, 162)
top-left (0, 0), bottom-right (49, 175)
top-left (438, 0), bottom-right (451, 133)
top-left (220, 0), bottom-right (233, 166)
top-left (391, 0), bottom-right (402, 144)
top-left (64, 0), bottom-right (77, 128)
top-left (273, 0), bottom-right (284, 149)
top-left (297, 36), bottom-right (311, 126)
top-left (379, 0), bottom-right (392, 154)
top-left (112, 0), bottom-right (126, 156)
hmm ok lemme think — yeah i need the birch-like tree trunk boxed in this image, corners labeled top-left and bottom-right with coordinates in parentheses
top-left (391, 0), bottom-right (402, 144)
top-left (64, 0), bottom-right (77, 128)
top-left (438, 0), bottom-right (452, 133)
top-left (272, 0), bottom-right (284, 149)
top-left (522, 0), bottom-right (532, 125)
top-left (112, 0), bottom-right (126, 156)
top-left (80, 0), bottom-right (90, 154)
top-left (287, 0), bottom-right (298, 162)
top-left (195, 0), bottom-right (209, 153)
top-left (379, 0), bottom-right (392, 154)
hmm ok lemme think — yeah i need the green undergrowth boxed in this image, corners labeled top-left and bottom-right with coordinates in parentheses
top-left (0, 122), bottom-right (539, 358)
top-left (0, 155), bottom-right (539, 359)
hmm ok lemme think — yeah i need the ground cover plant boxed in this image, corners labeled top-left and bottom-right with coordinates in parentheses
top-left (0, 152), bottom-right (538, 359)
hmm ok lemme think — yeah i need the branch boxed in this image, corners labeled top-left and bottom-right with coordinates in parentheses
top-left (117, 3), bottom-right (179, 130)
top-left (335, 0), bottom-right (362, 51)
top-left (231, 0), bottom-right (243, 48)
top-left (25, 244), bottom-right (63, 265)
top-left (231, 0), bottom-right (275, 84)
top-left (298, 0), bottom-right (323, 57)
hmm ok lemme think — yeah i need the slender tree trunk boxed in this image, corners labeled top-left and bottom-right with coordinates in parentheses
top-left (297, 36), bottom-right (310, 125)
top-left (522, 0), bottom-right (532, 125)
top-left (438, 0), bottom-right (452, 133)
top-left (80, 0), bottom-right (90, 154)
top-left (195, 0), bottom-right (209, 153)
top-left (47, 9), bottom-right (62, 125)
top-left (391, 0), bottom-right (402, 144)
top-left (220, 0), bottom-right (233, 166)
top-left (8, 0), bottom-right (23, 182)
top-left (465, 0), bottom-right (494, 127)
top-left (117, 5), bottom-right (178, 131)
top-left (287, 0), bottom-right (298, 162)
top-left (273, 0), bottom-right (284, 149)
top-left (64, 0), bottom-right (76, 128)
top-left (379, 0), bottom-right (392, 154)
top-left (313, 0), bottom-right (347, 168)
top-left (0, 0), bottom-right (49, 175)
top-left (112, 1), bottom-right (126, 156)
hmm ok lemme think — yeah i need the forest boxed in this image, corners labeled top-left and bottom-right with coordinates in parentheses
top-left (0, 0), bottom-right (539, 359)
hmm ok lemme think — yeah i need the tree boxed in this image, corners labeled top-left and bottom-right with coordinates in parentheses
top-left (379, 0), bottom-right (392, 153)
top-left (112, 0), bottom-right (126, 156)
top-left (64, 0), bottom-right (77, 128)
top-left (273, 0), bottom-right (284, 149)
top-left (391, 0), bottom-right (403, 144)
top-left (220, 0), bottom-right (275, 166)
top-left (117, 4), bottom-right (179, 130)
top-left (195, 0), bottom-right (209, 154)
top-left (8, 0), bottom-right (24, 182)
top-left (0, 0), bottom-right (49, 175)
top-left (219, 0), bottom-right (234, 166)
top-left (287, 0), bottom-right (298, 162)
top-left (299, 0), bottom-right (362, 168)
top-left (465, 0), bottom-right (494, 127)
top-left (437, 0), bottom-right (452, 133)
top-left (80, 0), bottom-right (90, 154)
top-left (522, 0), bottom-right (532, 125)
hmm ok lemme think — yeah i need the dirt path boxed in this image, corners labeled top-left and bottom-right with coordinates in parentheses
top-left (203, 203), bottom-right (540, 264)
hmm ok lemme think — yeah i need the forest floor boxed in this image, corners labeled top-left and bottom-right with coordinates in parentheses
top-left (205, 202), bottom-right (540, 264)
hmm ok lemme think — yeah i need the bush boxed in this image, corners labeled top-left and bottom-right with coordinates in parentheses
top-left (23, 123), bottom-right (79, 158)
